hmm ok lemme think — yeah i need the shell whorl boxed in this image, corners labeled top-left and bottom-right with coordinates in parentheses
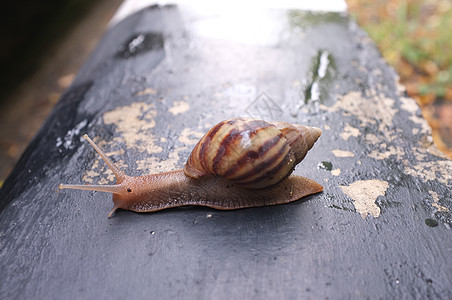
top-left (183, 118), bottom-right (321, 189)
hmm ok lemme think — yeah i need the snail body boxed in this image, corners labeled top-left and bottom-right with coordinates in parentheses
top-left (59, 118), bottom-right (323, 217)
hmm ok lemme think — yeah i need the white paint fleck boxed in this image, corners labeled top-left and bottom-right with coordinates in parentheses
top-left (340, 179), bottom-right (389, 218)
top-left (56, 119), bottom-right (88, 149)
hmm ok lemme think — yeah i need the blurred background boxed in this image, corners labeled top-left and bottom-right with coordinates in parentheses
top-left (347, 0), bottom-right (452, 159)
top-left (0, 0), bottom-right (451, 185)
top-left (0, 0), bottom-right (122, 184)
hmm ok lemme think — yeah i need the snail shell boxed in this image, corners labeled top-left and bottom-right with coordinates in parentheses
top-left (184, 118), bottom-right (322, 189)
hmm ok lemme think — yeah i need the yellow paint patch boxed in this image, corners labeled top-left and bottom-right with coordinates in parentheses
top-left (136, 146), bottom-right (188, 173)
top-left (340, 179), bottom-right (389, 218)
top-left (324, 91), bottom-right (406, 162)
top-left (82, 138), bottom-right (129, 184)
top-left (404, 160), bottom-right (452, 188)
top-left (178, 128), bottom-right (204, 145)
top-left (399, 97), bottom-right (430, 135)
top-left (103, 102), bottom-right (162, 154)
top-left (429, 191), bottom-right (449, 212)
top-left (83, 102), bottom-right (162, 183)
top-left (82, 170), bottom-right (98, 183)
top-left (340, 123), bottom-right (360, 140)
top-left (135, 87), bottom-right (157, 96)
top-left (324, 89), bottom-right (450, 191)
top-left (331, 169), bottom-right (341, 176)
top-left (325, 91), bottom-right (397, 135)
top-left (332, 149), bottom-right (355, 157)
top-left (83, 158), bottom-right (128, 184)
top-left (368, 145), bottom-right (400, 160)
top-left (169, 101), bottom-right (190, 115)
top-left (365, 133), bottom-right (380, 144)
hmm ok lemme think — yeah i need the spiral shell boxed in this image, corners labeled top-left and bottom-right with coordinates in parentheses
top-left (183, 118), bottom-right (322, 189)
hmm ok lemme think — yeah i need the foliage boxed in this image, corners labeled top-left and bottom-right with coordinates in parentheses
top-left (347, 0), bottom-right (452, 157)
top-left (347, 0), bottom-right (452, 103)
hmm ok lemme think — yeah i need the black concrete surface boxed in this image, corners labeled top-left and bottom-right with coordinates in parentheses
top-left (1, 4), bottom-right (451, 299)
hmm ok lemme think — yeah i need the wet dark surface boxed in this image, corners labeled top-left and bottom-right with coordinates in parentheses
top-left (1, 4), bottom-right (452, 300)
top-left (116, 32), bottom-right (165, 58)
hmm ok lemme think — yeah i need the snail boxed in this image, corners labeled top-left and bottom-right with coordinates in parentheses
top-left (59, 118), bottom-right (323, 217)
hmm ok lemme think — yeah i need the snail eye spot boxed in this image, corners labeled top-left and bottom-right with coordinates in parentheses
top-left (127, 188), bottom-right (132, 193)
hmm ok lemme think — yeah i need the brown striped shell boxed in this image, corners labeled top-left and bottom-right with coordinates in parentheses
top-left (183, 118), bottom-right (322, 189)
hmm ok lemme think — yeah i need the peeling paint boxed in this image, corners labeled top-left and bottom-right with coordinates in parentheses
top-left (136, 146), bottom-right (188, 173)
top-left (324, 91), bottom-right (401, 160)
top-left (325, 89), bottom-right (449, 191)
top-left (82, 102), bottom-right (162, 183)
top-left (103, 102), bottom-right (162, 153)
top-left (429, 191), bottom-right (449, 212)
top-left (368, 145), bottom-right (400, 160)
top-left (81, 102), bottom-right (207, 183)
top-left (134, 87), bottom-right (157, 96)
top-left (324, 91), bottom-right (397, 136)
top-left (331, 169), bottom-right (341, 176)
top-left (169, 101), bottom-right (190, 115)
top-left (405, 160), bottom-right (452, 187)
top-left (399, 97), bottom-right (430, 135)
top-left (83, 158), bottom-right (128, 184)
top-left (340, 123), bottom-right (360, 140)
top-left (325, 90), bottom-right (417, 162)
top-left (340, 179), bottom-right (389, 218)
top-left (332, 149), bottom-right (355, 157)
top-left (83, 138), bottom-right (129, 184)
top-left (365, 133), bottom-right (380, 144)
top-left (418, 139), bottom-right (449, 159)
top-left (178, 128), bottom-right (204, 145)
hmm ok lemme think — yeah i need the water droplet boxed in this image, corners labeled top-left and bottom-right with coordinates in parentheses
top-left (117, 32), bottom-right (164, 58)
